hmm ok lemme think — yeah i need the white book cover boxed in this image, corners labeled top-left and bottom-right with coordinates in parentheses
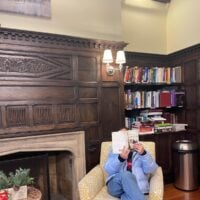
top-left (112, 131), bottom-right (128, 154)
top-left (112, 129), bottom-right (139, 154)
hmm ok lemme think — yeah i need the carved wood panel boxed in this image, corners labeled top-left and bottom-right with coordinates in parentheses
top-left (0, 34), bottom-right (104, 138)
top-left (6, 105), bottom-right (28, 127)
top-left (33, 105), bottom-right (53, 125)
top-left (0, 53), bottom-right (72, 80)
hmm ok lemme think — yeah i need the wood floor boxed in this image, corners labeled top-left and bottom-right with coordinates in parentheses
top-left (164, 184), bottom-right (200, 200)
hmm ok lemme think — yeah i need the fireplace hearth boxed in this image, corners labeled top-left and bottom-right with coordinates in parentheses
top-left (0, 131), bottom-right (86, 200)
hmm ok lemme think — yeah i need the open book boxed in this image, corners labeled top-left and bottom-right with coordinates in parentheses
top-left (112, 129), bottom-right (139, 154)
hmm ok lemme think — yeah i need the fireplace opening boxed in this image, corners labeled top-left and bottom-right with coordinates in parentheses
top-left (0, 150), bottom-right (74, 200)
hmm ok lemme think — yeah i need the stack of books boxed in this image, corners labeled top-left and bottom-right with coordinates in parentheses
top-left (140, 109), bottom-right (173, 134)
top-left (154, 123), bottom-right (173, 133)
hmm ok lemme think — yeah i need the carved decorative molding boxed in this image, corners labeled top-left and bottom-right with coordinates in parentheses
top-left (33, 105), bottom-right (53, 125)
top-left (57, 104), bottom-right (75, 123)
top-left (2, 104), bottom-right (76, 128)
top-left (0, 54), bottom-right (72, 80)
top-left (6, 106), bottom-right (28, 127)
top-left (0, 28), bottom-right (127, 50)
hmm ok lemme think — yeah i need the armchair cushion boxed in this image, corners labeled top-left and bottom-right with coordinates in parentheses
top-left (78, 141), bottom-right (163, 200)
top-left (78, 165), bottom-right (104, 200)
top-left (149, 166), bottom-right (164, 200)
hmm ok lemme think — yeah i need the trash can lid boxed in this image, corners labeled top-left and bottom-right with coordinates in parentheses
top-left (172, 140), bottom-right (198, 151)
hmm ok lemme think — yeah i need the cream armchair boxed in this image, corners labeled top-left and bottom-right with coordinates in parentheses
top-left (78, 141), bottom-right (164, 200)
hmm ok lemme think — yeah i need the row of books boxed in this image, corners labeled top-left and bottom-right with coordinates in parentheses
top-left (124, 66), bottom-right (182, 84)
top-left (124, 89), bottom-right (185, 109)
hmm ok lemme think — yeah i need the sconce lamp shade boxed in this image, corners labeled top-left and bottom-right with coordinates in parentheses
top-left (116, 50), bottom-right (126, 71)
top-left (103, 49), bottom-right (113, 64)
top-left (116, 50), bottom-right (126, 64)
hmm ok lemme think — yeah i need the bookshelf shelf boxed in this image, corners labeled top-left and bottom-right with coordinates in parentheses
top-left (124, 82), bottom-right (183, 86)
top-left (125, 106), bottom-right (184, 111)
top-left (123, 65), bottom-right (185, 130)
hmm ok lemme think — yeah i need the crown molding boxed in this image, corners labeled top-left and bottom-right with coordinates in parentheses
top-left (0, 27), bottom-right (127, 51)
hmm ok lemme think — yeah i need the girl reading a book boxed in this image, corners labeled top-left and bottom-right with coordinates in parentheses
top-left (104, 130), bottom-right (158, 200)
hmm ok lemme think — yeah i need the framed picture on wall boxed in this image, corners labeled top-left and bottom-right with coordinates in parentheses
top-left (0, 0), bottom-right (51, 18)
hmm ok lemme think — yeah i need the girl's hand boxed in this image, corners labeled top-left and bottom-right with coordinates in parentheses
top-left (133, 143), bottom-right (145, 155)
top-left (119, 146), bottom-right (130, 160)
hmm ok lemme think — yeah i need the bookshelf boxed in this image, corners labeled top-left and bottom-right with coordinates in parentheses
top-left (123, 66), bottom-right (185, 130)
top-left (123, 45), bottom-right (200, 184)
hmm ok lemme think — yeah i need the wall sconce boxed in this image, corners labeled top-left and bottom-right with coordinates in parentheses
top-left (103, 49), bottom-right (126, 76)
top-left (102, 49), bottom-right (114, 76)
top-left (116, 50), bottom-right (126, 71)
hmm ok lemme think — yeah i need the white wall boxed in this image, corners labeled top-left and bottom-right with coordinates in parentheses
top-left (167, 0), bottom-right (200, 53)
top-left (0, 0), bottom-right (122, 41)
top-left (0, 0), bottom-right (199, 54)
top-left (121, 0), bottom-right (168, 54)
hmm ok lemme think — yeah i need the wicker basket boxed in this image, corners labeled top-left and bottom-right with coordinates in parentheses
top-left (27, 187), bottom-right (42, 200)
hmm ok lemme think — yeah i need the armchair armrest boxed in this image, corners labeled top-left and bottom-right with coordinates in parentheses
top-left (149, 166), bottom-right (164, 200)
top-left (78, 165), bottom-right (105, 200)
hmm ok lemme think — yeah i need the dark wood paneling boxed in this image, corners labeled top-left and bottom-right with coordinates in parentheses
top-left (186, 109), bottom-right (198, 129)
top-left (101, 86), bottom-right (123, 140)
top-left (125, 51), bottom-right (166, 67)
top-left (79, 87), bottom-right (97, 98)
top-left (84, 126), bottom-right (101, 172)
top-left (0, 86), bottom-right (75, 101)
top-left (0, 27), bottom-right (127, 171)
top-left (185, 86), bottom-right (197, 108)
top-left (184, 60), bottom-right (198, 84)
top-left (197, 109), bottom-right (200, 130)
top-left (79, 103), bottom-right (98, 123)
top-left (78, 56), bottom-right (98, 81)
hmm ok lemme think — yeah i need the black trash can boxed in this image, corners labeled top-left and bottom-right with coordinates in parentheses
top-left (172, 140), bottom-right (199, 191)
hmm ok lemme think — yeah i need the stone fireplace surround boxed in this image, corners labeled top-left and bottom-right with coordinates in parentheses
top-left (0, 131), bottom-right (86, 200)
